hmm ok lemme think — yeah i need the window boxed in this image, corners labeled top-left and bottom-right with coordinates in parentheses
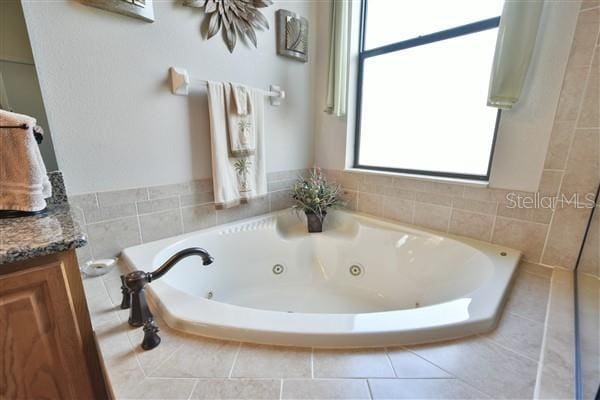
top-left (355, 0), bottom-right (504, 180)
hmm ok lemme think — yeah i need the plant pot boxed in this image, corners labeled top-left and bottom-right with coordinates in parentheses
top-left (305, 211), bottom-right (326, 233)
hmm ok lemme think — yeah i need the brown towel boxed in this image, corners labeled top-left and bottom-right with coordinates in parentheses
top-left (0, 110), bottom-right (52, 212)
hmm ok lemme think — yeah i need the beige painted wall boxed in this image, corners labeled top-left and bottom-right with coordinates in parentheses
top-left (21, 0), bottom-right (317, 194)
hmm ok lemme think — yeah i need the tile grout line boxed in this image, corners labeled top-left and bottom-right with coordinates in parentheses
top-left (228, 342), bottom-right (242, 378)
top-left (365, 378), bottom-right (374, 400)
top-left (187, 378), bottom-right (200, 400)
top-left (382, 347), bottom-right (398, 378)
top-left (279, 379), bottom-right (284, 400)
top-left (533, 269), bottom-right (557, 399)
top-left (310, 347), bottom-right (315, 379)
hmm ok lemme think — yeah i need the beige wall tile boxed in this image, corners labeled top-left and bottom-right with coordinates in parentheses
top-left (544, 121), bottom-right (576, 169)
top-left (386, 349), bottom-right (451, 378)
top-left (415, 192), bottom-right (453, 207)
top-left (191, 379), bottom-right (281, 400)
top-left (568, 8), bottom-right (600, 67)
top-left (69, 192), bottom-right (98, 208)
top-left (383, 197), bottom-right (414, 224)
top-left (560, 129), bottom-right (599, 197)
top-left (578, 61), bottom-right (599, 127)
top-left (538, 170), bottom-right (563, 197)
top-left (96, 187), bottom-right (148, 207)
top-left (313, 348), bottom-right (395, 378)
top-left (357, 192), bottom-right (383, 216)
top-left (268, 179), bottom-right (296, 192)
top-left (139, 209), bottom-right (183, 242)
top-left (451, 197), bottom-right (497, 215)
top-left (180, 191), bottom-right (214, 207)
top-left (137, 196), bottom-right (180, 214)
top-left (87, 216), bottom-right (141, 258)
top-left (491, 217), bottom-right (548, 262)
top-left (448, 210), bottom-right (494, 241)
top-left (421, 181), bottom-right (464, 197)
top-left (339, 189), bottom-right (358, 211)
top-left (496, 202), bottom-right (553, 225)
top-left (189, 178), bottom-right (213, 193)
top-left (393, 176), bottom-right (426, 192)
top-left (413, 203), bottom-right (451, 232)
top-left (408, 337), bottom-right (538, 399)
top-left (555, 66), bottom-right (589, 121)
top-left (383, 186), bottom-right (416, 200)
top-left (581, 0), bottom-right (600, 10)
top-left (282, 379), bottom-right (370, 400)
top-left (148, 182), bottom-right (190, 199)
top-left (270, 190), bottom-right (295, 211)
top-left (542, 206), bottom-right (592, 269)
top-left (579, 210), bottom-right (599, 276)
top-left (83, 202), bottom-right (137, 224)
top-left (182, 205), bottom-right (217, 233)
top-left (369, 378), bottom-right (486, 399)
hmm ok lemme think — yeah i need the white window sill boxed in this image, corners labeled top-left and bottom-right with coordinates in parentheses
top-left (345, 167), bottom-right (490, 188)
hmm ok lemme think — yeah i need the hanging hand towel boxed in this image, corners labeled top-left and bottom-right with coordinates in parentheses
top-left (207, 81), bottom-right (267, 209)
top-left (0, 109), bottom-right (52, 212)
top-left (225, 82), bottom-right (256, 157)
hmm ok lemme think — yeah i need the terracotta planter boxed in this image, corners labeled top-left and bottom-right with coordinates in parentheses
top-left (305, 211), bottom-right (326, 233)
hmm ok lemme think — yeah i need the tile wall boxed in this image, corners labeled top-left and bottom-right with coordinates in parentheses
top-left (70, 170), bottom-right (303, 263)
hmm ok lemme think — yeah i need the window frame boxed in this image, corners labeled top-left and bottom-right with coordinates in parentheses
top-left (354, 0), bottom-right (502, 181)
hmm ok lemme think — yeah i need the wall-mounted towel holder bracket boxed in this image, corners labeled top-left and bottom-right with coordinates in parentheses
top-left (169, 67), bottom-right (285, 106)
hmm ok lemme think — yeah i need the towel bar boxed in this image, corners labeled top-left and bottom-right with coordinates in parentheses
top-left (168, 67), bottom-right (285, 106)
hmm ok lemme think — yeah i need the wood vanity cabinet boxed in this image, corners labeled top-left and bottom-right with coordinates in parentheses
top-left (0, 250), bottom-right (110, 399)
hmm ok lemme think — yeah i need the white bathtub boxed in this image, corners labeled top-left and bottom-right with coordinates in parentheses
top-left (122, 210), bottom-right (520, 347)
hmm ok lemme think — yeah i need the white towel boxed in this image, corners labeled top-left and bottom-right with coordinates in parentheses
top-left (207, 82), bottom-right (267, 209)
top-left (0, 109), bottom-right (52, 212)
top-left (225, 82), bottom-right (256, 157)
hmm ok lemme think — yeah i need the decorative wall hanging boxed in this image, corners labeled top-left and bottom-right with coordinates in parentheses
top-left (183, 0), bottom-right (273, 53)
top-left (79, 0), bottom-right (154, 22)
top-left (276, 9), bottom-right (308, 62)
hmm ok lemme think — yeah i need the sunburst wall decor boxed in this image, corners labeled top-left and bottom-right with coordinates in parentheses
top-left (183, 0), bottom-right (273, 53)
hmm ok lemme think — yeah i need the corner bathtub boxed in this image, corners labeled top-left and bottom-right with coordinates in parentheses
top-left (122, 210), bottom-right (520, 347)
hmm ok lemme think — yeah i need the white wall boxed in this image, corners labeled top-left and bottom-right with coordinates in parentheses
top-left (22, 0), bottom-right (317, 194)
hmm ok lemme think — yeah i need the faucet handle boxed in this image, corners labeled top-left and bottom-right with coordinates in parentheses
top-left (119, 275), bottom-right (132, 309)
top-left (141, 318), bottom-right (161, 350)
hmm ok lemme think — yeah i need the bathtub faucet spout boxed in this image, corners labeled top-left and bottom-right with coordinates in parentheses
top-left (120, 247), bottom-right (214, 350)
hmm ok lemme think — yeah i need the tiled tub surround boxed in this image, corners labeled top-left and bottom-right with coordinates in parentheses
top-left (69, 170), bottom-right (302, 264)
top-left (84, 260), bottom-right (573, 399)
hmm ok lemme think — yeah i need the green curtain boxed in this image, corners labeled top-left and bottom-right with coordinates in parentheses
top-left (488, 0), bottom-right (544, 109)
top-left (325, 0), bottom-right (350, 117)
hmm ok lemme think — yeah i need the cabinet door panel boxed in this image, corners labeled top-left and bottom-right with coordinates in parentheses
top-left (0, 261), bottom-right (94, 400)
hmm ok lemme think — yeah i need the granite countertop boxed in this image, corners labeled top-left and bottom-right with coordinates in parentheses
top-left (0, 204), bottom-right (87, 265)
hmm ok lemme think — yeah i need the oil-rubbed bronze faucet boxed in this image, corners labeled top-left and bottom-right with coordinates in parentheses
top-left (120, 247), bottom-right (214, 350)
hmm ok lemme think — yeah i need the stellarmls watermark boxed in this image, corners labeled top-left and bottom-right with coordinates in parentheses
top-left (505, 192), bottom-right (597, 209)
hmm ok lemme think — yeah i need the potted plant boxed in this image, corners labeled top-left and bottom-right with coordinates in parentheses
top-left (290, 168), bottom-right (342, 232)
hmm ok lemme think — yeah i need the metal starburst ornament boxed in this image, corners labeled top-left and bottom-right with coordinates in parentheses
top-left (184, 0), bottom-right (273, 53)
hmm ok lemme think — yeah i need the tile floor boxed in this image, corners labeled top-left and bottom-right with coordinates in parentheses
top-left (83, 260), bottom-right (569, 400)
